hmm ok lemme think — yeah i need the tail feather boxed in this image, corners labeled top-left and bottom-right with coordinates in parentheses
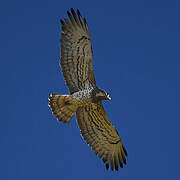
top-left (48, 94), bottom-right (78, 123)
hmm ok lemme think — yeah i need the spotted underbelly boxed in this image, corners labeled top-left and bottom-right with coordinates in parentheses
top-left (71, 87), bottom-right (93, 105)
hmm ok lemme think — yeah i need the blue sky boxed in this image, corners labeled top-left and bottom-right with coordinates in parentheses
top-left (1, 0), bottom-right (180, 179)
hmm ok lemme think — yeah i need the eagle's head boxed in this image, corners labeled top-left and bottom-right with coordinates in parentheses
top-left (92, 88), bottom-right (111, 102)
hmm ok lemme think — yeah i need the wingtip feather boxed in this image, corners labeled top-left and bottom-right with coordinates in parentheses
top-left (106, 163), bottom-right (109, 170)
top-left (77, 9), bottom-right (81, 16)
top-left (60, 19), bottom-right (65, 25)
top-left (70, 8), bottom-right (75, 14)
top-left (67, 10), bottom-right (71, 17)
top-left (123, 145), bottom-right (128, 157)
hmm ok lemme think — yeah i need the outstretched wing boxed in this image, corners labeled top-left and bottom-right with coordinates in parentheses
top-left (60, 8), bottom-right (96, 94)
top-left (76, 102), bottom-right (127, 171)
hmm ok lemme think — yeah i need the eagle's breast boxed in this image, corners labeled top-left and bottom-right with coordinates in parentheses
top-left (71, 86), bottom-right (94, 102)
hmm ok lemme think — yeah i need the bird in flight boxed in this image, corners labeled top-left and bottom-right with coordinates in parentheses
top-left (49, 8), bottom-right (127, 171)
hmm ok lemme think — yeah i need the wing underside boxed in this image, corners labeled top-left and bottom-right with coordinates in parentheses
top-left (60, 8), bottom-right (96, 94)
top-left (76, 102), bottom-right (127, 171)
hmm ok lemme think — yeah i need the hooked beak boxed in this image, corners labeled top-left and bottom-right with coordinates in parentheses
top-left (107, 94), bottom-right (111, 100)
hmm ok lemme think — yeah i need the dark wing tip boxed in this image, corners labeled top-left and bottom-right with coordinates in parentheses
top-left (60, 19), bottom-right (65, 25)
top-left (77, 9), bottom-right (81, 15)
top-left (115, 162), bottom-right (119, 171)
top-left (106, 163), bottom-right (109, 170)
top-left (70, 8), bottom-right (74, 12)
top-left (67, 10), bottom-right (71, 17)
top-left (123, 158), bottom-right (127, 165)
top-left (111, 163), bottom-right (114, 171)
top-left (120, 161), bottom-right (123, 168)
top-left (123, 145), bottom-right (128, 157)
top-left (84, 18), bottom-right (87, 24)
top-left (70, 8), bottom-right (75, 14)
top-left (70, 8), bottom-right (78, 21)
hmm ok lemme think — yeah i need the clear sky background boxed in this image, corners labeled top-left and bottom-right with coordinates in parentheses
top-left (1, 0), bottom-right (180, 179)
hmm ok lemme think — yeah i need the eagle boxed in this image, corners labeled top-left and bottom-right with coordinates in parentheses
top-left (49, 8), bottom-right (127, 171)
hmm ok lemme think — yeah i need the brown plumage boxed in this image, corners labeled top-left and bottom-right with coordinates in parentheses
top-left (49, 94), bottom-right (78, 123)
top-left (49, 8), bottom-right (127, 171)
top-left (60, 8), bottom-right (96, 94)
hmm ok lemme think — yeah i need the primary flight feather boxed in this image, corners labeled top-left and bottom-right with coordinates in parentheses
top-left (49, 8), bottom-right (127, 171)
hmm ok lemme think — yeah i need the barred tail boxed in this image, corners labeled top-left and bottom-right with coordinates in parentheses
top-left (48, 94), bottom-right (78, 123)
